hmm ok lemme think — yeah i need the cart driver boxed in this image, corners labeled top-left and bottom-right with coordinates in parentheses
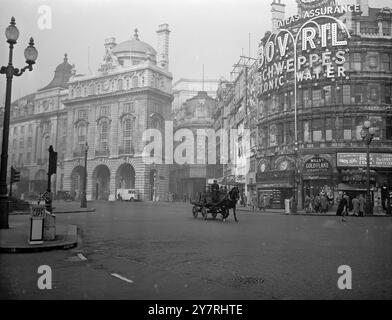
top-left (211, 179), bottom-right (220, 203)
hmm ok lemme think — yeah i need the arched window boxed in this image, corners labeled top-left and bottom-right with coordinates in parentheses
top-left (77, 123), bottom-right (87, 151)
top-left (123, 118), bottom-right (133, 154)
top-left (117, 79), bottom-right (123, 90)
top-left (151, 117), bottom-right (161, 131)
top-left (132, 76), bottom-right (138, 88)
top-left (126, 78), bottom-right (130, 89)
top-left (98, 121), bottom-right (109, 152)
top-left (88, 85), bottom-right (94, 96)
top-left (42, 135), bottom-right (50, 160)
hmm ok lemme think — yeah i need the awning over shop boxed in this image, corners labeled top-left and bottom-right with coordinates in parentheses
top-left (257, 183), bottom-right (293, 189)
top-left (337, 183), bottom-right (375, 192)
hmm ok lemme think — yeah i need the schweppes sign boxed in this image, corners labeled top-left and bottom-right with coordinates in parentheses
top-left (297, 0), bottom-right (335, 11)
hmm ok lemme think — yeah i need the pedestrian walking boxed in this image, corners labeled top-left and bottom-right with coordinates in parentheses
top-left (304, 195), bottom-right (311, 213)
top-left (251, 192), bottom-right (257, 212)
top-left (359, 194), bottom-right (366, 217)
top-left (336, 193), bottom-right (348, 222)
top-left (320, 193), bottom-right (328, 213)
top-left (352, 195), bottom-right (360, 217)
top-left (314, 195), bottom-right (321, 213)
top-left (260, 194), bottom-right (267, 212)
top-left (344, 193), bottom-right (350, 215)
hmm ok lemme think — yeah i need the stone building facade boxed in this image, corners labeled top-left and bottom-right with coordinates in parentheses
top-left (169, 91), bottom-right (218, 200)
top-left (255, 0), bottom-right (392, 209)
top-left (63, 26), bottom-right (173, 201)
top-left (4, 54), bottom-right (72, 198)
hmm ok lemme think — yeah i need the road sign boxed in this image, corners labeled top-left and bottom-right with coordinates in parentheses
top-left (29, 205), bottom-right (46, 244)
top-left (31, 205), bottom-right (46, 218)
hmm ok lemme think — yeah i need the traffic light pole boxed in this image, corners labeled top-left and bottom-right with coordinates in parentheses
top-left (46, 145), bottom-right (57, 214)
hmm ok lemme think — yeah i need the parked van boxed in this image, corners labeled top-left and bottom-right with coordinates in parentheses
top-left (117, 189), bottom-right (139, 201)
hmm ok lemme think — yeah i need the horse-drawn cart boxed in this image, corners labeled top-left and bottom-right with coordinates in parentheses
top-left (191, 192), bottom-right (230, 221)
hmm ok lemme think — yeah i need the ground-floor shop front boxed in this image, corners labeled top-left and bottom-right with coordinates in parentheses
top-left (256, 152), bottom-right (392, 213)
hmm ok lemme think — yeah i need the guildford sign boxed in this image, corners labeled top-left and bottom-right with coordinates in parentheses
top-left (257, 3), bottom-right (359, 94)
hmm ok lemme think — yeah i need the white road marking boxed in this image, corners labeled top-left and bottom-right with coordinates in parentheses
top-left (77, 253), bottom-right (87, 261)
top-left (111, 273), bottom-right (134, 283)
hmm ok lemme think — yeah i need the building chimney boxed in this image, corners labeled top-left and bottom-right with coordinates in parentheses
top-left (271, 0), bottom-right (286, 32)
top-left (104, 37), bottom-right (116, 51)
top-left (156, 23), bottom-right (170, 70)
top-left (357, 0), bottom-right (369, 17)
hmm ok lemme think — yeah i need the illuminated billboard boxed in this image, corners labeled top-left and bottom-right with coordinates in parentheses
top-left (257, 3), bottom-right (360, 95)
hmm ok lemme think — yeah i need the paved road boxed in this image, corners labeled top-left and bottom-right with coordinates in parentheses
top-left (1, 201), bottom-right (391, 299)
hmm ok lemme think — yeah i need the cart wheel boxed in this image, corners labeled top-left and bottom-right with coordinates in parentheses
top-left (211, 212), bottom-right (217, 220)
top-left (192, 206), bottom-right (198, 218)
top-left (201, 207), bottom-right (208, 220)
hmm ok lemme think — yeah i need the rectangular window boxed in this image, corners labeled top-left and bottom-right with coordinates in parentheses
top-left (312, 89), bottom-right (323, 107)
top-left (100, 106), bottom-right (110, 116)
top-left (28, 124), bottom-right (33, 133)
top-left (289, 91), bottom-right (294, 109)
top-left (124, 102), bottom-right (135, 113)
top-left (386, 116), bottom-right (392, 140)
top-left (27, 137), bottom-right (32, 148)
top-left (78, 109), bottom-right (88, 119)
top-left (325, 118), bottom-right (333, 141)
top-left (312, 119), bottom-right (324, 142)
top-left (21, 126), bottom-right (25, 135)
top-left (384, 85), bottom-right (392, 104)
top-left (324, 85), bottom-right (331, 105)
top-left (18, 153), bottom-right (23, 166)
top-left (269, 124), bottom-right (277, 146)
top-left (381, 53), bottom-right (391, 72)
top-left (303, 121), bottom-right (311, 143)
top-left (285, 122), bottom-right (294, 144)
top-left (343, 85), bottom-right (351, 105)
top-left (351, 53), bottom-right (362, 71)
top-left (277, 124), bottom-right (284, 145)
top-left (343, 118), bottom-right (352, 140)
top-left (26, 152), bottom-right (31, 164)
top-left (354, 84), bottom-right (363, 103)
top-left (19, 139), bottom-right (24, 149)
top-left (303, 89), bottom-right (311, 108)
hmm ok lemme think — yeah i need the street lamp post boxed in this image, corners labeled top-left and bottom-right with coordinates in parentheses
top-left (80, 142), bottom-right (89, 208)
top-left (291, 142), bottom-right (299, 214)
top-left (361, 121), bottom-right (376, 215)
top-left (0, 17), bottom-right (38, 229)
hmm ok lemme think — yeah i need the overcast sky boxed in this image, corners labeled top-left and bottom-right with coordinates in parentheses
top-left (0, 0), bottom-right (390, 102)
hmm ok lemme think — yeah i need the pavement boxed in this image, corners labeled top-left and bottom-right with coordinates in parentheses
top-left (0, 216), bottom-right (78, 253)
top-left (1, 200), bottom-right (391, 300)
top-left (235, 204), bottom-right (390, 217)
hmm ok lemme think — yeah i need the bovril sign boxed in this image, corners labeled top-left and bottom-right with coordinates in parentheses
top-left (303, 157), bottom-right (330, 173)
